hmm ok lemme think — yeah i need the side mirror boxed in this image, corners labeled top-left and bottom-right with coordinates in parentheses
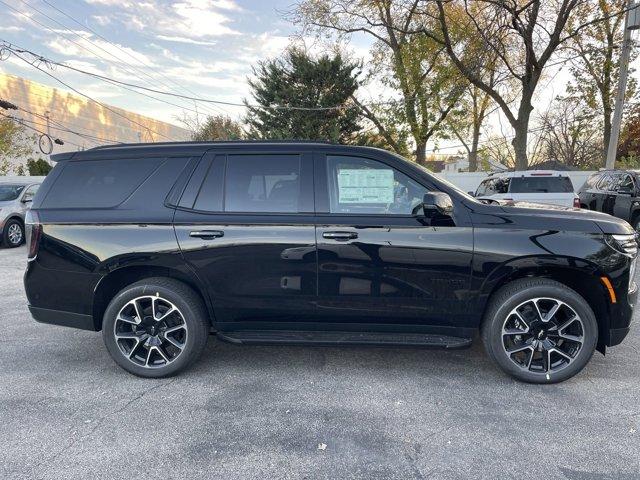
top-left (467, 191), bottom-right (475, 197)
top-left (22, 197), bottom-right (33, 204)
top-left (422, 191), bottom-right (453, 216)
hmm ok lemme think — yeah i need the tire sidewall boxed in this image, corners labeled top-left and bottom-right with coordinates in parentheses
top-left (486, 283), bottom-right (598, 384)
top-left (102, 282), bottom-right (204, 378)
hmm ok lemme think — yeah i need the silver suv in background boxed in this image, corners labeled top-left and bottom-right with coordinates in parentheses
top-left (473, 171), bottom-right (580, 208)
top-left (0, 180), bottom-right (41, 248)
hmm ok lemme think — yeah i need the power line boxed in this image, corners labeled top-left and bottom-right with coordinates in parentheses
top-left (28, 0), bottom-right (230, 119)
top-left (5, 0), bottom-right (219, 121)
top-left (3, 47), bottom-right (177, 141)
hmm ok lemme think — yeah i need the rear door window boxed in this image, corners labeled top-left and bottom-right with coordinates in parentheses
top-left (42, 158), bottom-right (163, 208)
top-left (224, 154), bottom-right (301, 213)
top-left (509, 176), bottom-right (574, 193)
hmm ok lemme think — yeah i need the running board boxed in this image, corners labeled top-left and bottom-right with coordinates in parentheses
top-left (217, 330), bottom-right (472, 349)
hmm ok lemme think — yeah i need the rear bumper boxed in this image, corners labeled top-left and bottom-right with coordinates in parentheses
top-left (29, 306), bottom-right (96, 331)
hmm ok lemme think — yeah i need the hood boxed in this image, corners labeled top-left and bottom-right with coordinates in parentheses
top-left (495, 201), bottom-right (633, 235)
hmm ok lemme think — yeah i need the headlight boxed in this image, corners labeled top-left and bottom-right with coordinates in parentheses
top-left (605, 234), bottom-right (638, 257)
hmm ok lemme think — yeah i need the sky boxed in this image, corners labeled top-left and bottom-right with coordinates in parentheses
top-left (0, 0), bottom-right (638, 156)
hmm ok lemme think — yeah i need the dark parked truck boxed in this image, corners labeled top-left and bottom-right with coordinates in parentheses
top-left (24, 142), bottom-right (638, 383)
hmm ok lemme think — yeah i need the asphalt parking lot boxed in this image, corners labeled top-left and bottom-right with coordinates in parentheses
top-left (1, 245), bottom-right (639, 480)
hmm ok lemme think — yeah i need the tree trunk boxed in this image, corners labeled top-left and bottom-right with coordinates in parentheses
top-left (511, 127), bottom-right (529, 170)
top-left (469, 124), bottom-right (481, 172)
top-left (511, 99), bottom-right (533, 170)
top-left (416, 142), bottom-right (427, 166)
top-left (602, 104), bottom-right (612, 165)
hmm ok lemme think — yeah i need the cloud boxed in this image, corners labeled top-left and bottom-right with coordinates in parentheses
top-left (0, 26), bottom-right (25, 32)
top-left (156, 35), bottom-right (218, 46)
top-left (91, 15), bottom-right (111, 26)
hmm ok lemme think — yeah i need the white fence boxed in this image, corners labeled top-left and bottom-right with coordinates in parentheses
top-left (439, 171), bottom-right (596, 194)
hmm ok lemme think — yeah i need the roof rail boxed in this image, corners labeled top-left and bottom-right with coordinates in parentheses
top-left (87, 139), bottom-right (338, 151)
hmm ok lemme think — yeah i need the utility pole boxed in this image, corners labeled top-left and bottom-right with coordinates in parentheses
top-left (606, 0), bottom-right (640, 169)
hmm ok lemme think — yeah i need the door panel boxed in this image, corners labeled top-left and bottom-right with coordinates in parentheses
top-left (175, 220), bottom-right (317, 323)
top-left (316, 218), bottom-right (473, 326)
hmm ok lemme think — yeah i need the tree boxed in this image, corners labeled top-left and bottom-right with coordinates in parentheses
top-left (537, 96), bottom-right (602, 169)
top-left (245, 48), bottom-right (361, 142)
top-left (565, 0), bottom-right (637, 164)
top-left (617, 103), bottom-right (640, 165)
top-left (191, 114), bottom-right (244, 141)
top-left (26, 158), bottom-right (52, 176)
top-left (429, 0), bottom-right (625, 170)
top-left (294, 0), bottom-right (466, 166)
top-left (0, 117), bottom-right (35, 175)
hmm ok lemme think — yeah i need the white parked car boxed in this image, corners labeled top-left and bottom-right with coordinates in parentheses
top-left (473, 171), bottom-right (580, 208)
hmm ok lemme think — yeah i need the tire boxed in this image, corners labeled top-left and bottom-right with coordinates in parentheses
top-left (481, 278), bottom-right (598, 384)
top-left (631, 215), bottom-right (640, 234)
top-left (102, 277), bottom-right (209, 378)
top-left (3, 219), bottom-right (24, 248)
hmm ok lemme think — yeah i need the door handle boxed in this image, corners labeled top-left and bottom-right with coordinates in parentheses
top-left (323, 231), bottom-right (358, 240)
top-left (189, 230), bottom-right (224, 239)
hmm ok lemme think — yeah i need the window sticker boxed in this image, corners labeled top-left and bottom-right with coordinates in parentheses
top-left (337, 168), bottom-right (394, 203)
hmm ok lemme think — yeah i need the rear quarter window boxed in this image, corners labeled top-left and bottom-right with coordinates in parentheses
top-left (41, 157), bottom-right (164, 208)
top-left (509, 176), bottom-right (574, 193)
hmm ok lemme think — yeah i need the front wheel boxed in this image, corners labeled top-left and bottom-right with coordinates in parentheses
top-left (102, 277), bottom-right (209, 378)
top-left (481, 278), bottom-right (598, 384)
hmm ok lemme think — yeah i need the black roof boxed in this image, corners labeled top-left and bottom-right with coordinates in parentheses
top-left (50, 140), bottom-right (388, 162)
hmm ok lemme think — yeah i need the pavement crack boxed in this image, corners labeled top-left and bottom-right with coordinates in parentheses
top-left (20, 378), bottom-right (177, 480)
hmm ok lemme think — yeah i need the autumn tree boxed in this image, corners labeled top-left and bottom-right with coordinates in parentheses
top-left (294, 0), bottom-right (465, 166)
top-left (565, 0), bottom-right (637, 164)
top-left (245, 48), bottom-right (361, 142)
top-left (190, 114), bottom-right (244, 141)
top-left (428, 0), bottom-right (625, 170)
top-left (0, 116), bottom-right (35, 175)
top-left (537, 96), bottom-right (602, 169)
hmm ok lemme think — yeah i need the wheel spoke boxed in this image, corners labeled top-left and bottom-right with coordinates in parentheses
top-left (117, 315), bottom-right (138, 325)
top-left (155, 346), bottom-right (170, 364)
top-left (558, 332), bottom-right (583, 344)
top-left (544, 301), bottom-right (561, 322)
top-left (144, 346), bottom-right (154, 366)
top-left (532, 299), bottom-right (545, 322)
top-left (512, 310), bottom-right (530, 331)
top-left (128, 339), bottom-right (142, 359)
top-left (157, 306), bottom-right (176, 322)
top-left (507, 344), bottom-right (532, 355)
top-left (503, 328), bottom-right (528, 336)
top-left (133, 299), bottom-right (144, 324)
top-left (550, 348), bottom-right (573, 363)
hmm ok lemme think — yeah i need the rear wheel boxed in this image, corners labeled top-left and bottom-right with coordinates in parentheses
top-left (481, 278), bottom-right (598, 384)
top-left (3, 219), bottom-right (24, 247)
top-left (102, 277), bottom-right (209, 378)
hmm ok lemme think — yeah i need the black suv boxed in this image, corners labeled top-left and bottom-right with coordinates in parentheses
top-left (24, 142), bottom-right (638, 383)
top-left (578, 169), bottom-right (640, 231)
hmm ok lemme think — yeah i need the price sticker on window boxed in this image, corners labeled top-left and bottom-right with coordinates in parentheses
top-left (337, 169), bottom-right (394, 203)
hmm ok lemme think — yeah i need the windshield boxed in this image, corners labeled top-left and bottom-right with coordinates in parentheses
top-left (0, 185), bottom-right (26, 201)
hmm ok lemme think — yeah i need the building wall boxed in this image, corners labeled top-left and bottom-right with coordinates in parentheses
top-left (0, 73), bottom-right (190, 161)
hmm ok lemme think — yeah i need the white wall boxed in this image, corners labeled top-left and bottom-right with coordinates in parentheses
top-left (439, 171), bottom-right (596, 194)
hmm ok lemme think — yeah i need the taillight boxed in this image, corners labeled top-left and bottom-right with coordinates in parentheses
top-left (573, 197), bottom-right (581, 208)
top-left (25, 210), bottom-right (42, 260)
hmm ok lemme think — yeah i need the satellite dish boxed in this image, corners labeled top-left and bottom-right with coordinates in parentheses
top-left (39, 134), bottom-right (53, 155)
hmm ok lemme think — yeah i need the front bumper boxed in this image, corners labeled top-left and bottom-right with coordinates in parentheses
top-left (606, 279), bottom-right (637, 347)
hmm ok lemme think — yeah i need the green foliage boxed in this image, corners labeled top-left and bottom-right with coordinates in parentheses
top-left (245, 48), bottom-right (361, 142)
top-left (0, 117), bottom-right (36, 175)
top-left (26, 158), bottom-right (52, 176)
top-left (191, 115), bottom-right (244, 141)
